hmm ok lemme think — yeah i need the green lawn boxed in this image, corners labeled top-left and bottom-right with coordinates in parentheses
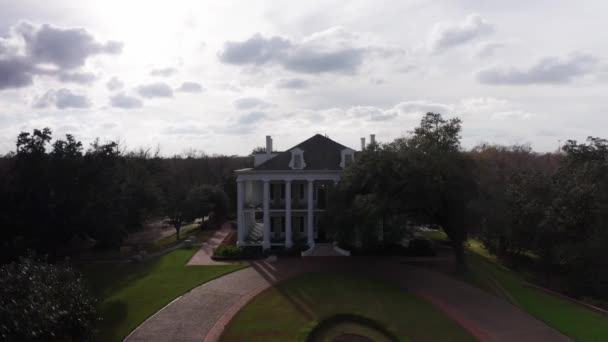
top-left (221, 272), bottom-right (476, 342)
top-left (464, 244), bottom-right (608, 342)
top-left (145, 223), bottom-right (205, 253)
top-left (420, 231), bottom-right (608, 341)
top-left (80, 248), bottom-right (246, 342)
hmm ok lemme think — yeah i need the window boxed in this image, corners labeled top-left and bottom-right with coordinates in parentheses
top-left (345, 153), bottom-right (353, 167)
top-left (281, 184), bottom-right (285, 199)
top-left (269, 184), bottom-right (274, 200)
top-left (299, 184), bottom-right (305, 199)
top-left (340, 148), bottom-right (355, 168)
top-left (270, 218), bottom-right (274, 233)
top-left (289, 148), bottom-right (306, 170)
top-left (294, 154), bottom-right (302, 168)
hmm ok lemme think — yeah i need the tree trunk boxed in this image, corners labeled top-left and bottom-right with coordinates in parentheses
top-left (453, 240), bottom-right (468, 274)
top-left (175, 221), bottom-right (182, 240)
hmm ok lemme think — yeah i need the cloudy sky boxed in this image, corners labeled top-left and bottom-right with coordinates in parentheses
top-left (1, 0), bottom-right (607, 155)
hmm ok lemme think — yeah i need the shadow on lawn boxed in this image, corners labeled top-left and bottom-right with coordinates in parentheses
top-left (249, 261), bottom-right (317, 321)
top-left (247, 258), bottom-right (386, 322)
top-left (93, 300), bottom-right (128, 341)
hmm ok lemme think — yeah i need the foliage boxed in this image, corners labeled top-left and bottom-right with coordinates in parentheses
top-left (212, 245), bottom-right (262, 259)
top-left (0, 254), bottom-right (97, 342)
top-left (324, 113), bottom-right (476, 270)
top-left (0, 128), bottom-right (251, 261)
top-left (472, 136), bottom-right (608, 300)
top-left (213, 245), bottom-right (243, 258)
top-left (250, 146), bottom-right (266, 155)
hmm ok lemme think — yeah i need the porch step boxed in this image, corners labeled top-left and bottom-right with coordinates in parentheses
top-left (302, 243), bottom-right (350, 257)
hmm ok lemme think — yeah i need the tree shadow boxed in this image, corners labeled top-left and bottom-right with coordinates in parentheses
top-left (249, 260), bottom-right (319, 321)
top-left (94, 300), bottom-right (128, 341)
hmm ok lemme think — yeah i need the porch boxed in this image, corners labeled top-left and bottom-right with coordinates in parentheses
top-left (235, 172), bottom-right (340, 250)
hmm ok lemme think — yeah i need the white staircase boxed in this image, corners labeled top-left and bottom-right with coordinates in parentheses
top-left (246, 221), bottom-right (264, 243)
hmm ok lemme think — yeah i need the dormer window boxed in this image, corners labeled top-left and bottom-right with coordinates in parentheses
top-left (289, 147), bottom-right (306, 170)
top-left (344, 153), bottom-right (353, 167)
top-left (340, 148), bottom-right (355, 168)
top-left (294, 154), bottom-right (302, 168)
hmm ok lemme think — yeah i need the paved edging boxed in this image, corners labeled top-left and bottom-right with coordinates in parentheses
top-left (203, 282), bottom-right (271, 342)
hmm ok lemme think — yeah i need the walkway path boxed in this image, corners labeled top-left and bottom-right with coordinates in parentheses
top-left (126, 258), bottom-right (570, 342)
top-left (187, 224), bottom-right (236, 266)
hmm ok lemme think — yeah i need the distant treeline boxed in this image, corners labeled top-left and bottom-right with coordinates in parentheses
top-left (0, 128), bottom-right (251, 262)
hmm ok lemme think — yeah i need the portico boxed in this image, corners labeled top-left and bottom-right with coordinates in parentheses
top-left (235, 172), bottom-right (340, 249)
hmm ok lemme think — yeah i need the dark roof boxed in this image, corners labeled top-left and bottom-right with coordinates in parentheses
top-left (254, 134), bottom-right (352, 171)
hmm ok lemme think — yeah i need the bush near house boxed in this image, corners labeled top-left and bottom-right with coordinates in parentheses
top-left (212, 245), bottom-right (263, 260)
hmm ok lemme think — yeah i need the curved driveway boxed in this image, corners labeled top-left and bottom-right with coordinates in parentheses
top-left (125, 258), bottom-right (570, 342)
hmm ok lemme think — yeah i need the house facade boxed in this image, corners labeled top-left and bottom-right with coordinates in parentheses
top-left (235, 134), bottom-right (373, 250)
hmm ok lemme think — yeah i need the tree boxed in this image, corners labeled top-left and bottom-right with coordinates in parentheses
top-left (250, 146), bottom-right (266, 155)
top-left (541, 137), bottom-right (608, 294)
top-left (0, 254), bottom-right (97, 341)
top-left (325, 113), bottom-right (477, 271)
top-left (394, 113), bottom-right (477, 271)
top-left (185, 185), bottom-right (230, 225)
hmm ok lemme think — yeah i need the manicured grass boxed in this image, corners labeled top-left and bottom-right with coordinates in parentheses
top-left (80, 248), bottom-right (246, 342)
top-left (465, 241), bottom-right (608, 341)
top-left (220, 272), bottom-right (476, 342)
top-left (145, 223), bottom-right (205, 253)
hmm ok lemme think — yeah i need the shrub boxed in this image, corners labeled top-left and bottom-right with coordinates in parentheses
top-left (212, 245), bottom-right (264, 260)
top-left (0, 254), bottom-right (97, 342)
top-left (213, 245), bottom-right (242, 258)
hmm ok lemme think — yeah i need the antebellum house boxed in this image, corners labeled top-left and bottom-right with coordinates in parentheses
top-left (235, 134), bottom-right (374, 253)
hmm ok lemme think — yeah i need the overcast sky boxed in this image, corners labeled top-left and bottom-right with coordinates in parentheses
top-left (1, 0), bottom-right (607, 155)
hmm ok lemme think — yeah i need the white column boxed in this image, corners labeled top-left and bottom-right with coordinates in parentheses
top-left (262, 179), bottom-right (271, 250)
top-left (285, 180), bottom-right (293, 248)
top-left (307, 179), bottom-right (315, 247)
top-left (236, 179), bottom-right (245, 246)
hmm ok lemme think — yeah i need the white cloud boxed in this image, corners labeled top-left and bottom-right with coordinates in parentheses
top-left (137, 82), bottom-right (174, 98)
top-left (176, 81), bottom-right (203, 93)
top-left (150, 67), bottom-right (177, 77)
top-left (106, 76), bottom-right (124, 91)
top-left (477, 53), bottom-right (597, 85)
top-left (0, 22), bottom-right (121, 90)
top-left (274, 78), bottom-right (309, 89)
top-left (233, 97), bottom-right (273, 110)
top-left (33, 88), bottom-right (91, 109)
top-left (109, 92), bottom-right (143, 109)
top-left (427, 14), bottom-right (493, 53)
top-left (219, 27), bottom-right (405, 75)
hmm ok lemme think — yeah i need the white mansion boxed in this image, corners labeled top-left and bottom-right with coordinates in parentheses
top-left (235, 134), bottom-right (374, 251)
